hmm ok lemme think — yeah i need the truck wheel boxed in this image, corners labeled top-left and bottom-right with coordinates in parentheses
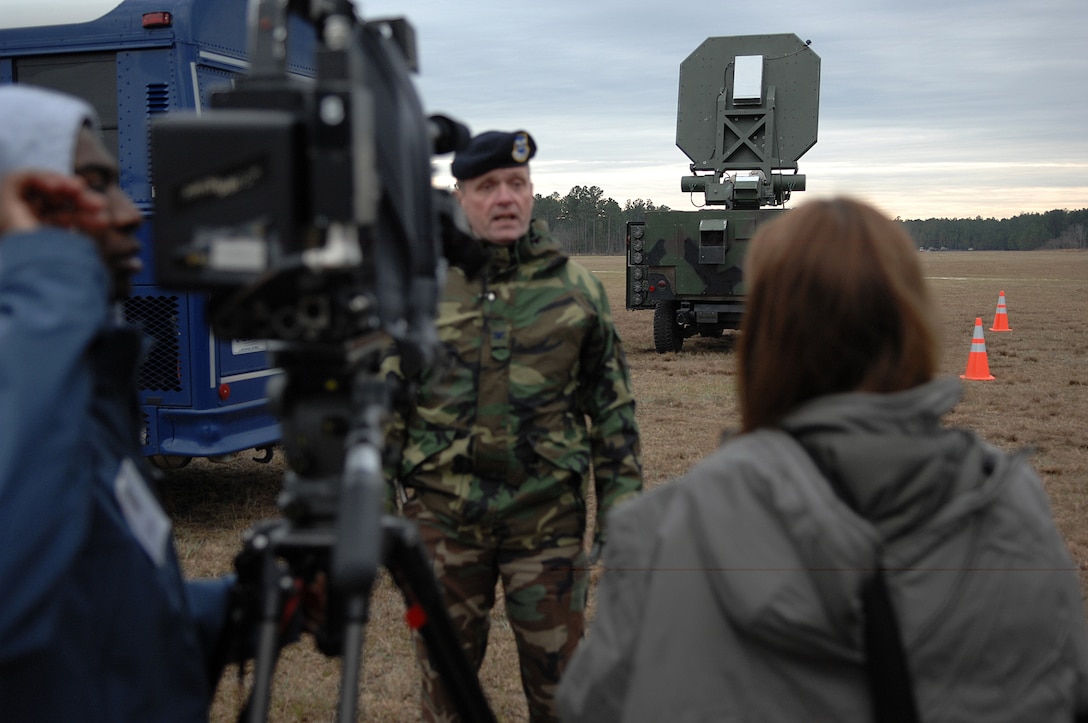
top-left (150, 454), bottom-right (191, 470)
top-left (653, 301), bottom-right (684, 353)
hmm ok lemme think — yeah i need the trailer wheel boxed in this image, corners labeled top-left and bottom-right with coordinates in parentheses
top-left (653, 301), bottom-right (684, 353)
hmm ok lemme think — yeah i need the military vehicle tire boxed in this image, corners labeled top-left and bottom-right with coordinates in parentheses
top-left (653, 301), bottom-right (684, 353)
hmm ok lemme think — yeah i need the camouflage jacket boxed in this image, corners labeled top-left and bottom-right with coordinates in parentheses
top-left (385, 220), bottom-right (642, 543)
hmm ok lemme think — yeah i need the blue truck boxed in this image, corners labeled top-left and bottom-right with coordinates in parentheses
top-left (0, 0), bottom-right (316, 466)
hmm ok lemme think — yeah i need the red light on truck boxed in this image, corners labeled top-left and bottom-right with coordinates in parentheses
top-left (142, 12), bottom-right (172, 29)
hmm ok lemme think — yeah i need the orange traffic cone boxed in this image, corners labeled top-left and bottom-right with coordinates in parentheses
top-left (990, 290), bottom-right (1012, 332)
top-left (961, 317), bottom-right (995, 381)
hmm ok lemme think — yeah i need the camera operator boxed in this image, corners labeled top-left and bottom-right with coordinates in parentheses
top-left (384, 130), bottom-right (643, 722)
top-left (0, 84), bottom-right (248, 722)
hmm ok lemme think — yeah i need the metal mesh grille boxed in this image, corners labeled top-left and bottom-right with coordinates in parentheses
top-left (123, 295), bottom-right (183, 392)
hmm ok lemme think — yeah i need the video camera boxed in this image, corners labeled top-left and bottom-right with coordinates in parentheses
top-left (151, 0), bottom-right (468, 355)
top-left (149, 2), bottom-right (492, 721)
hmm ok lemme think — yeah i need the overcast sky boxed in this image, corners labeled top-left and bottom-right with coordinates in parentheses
top-left (357, 0), bottom-right (1086, 221)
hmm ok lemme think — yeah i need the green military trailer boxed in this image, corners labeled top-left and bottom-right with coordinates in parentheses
top-left (626, 34), bottom-right (820, 353)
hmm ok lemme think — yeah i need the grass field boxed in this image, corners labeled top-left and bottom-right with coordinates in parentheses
top-left (165, 250), bottom-right (1088, 721)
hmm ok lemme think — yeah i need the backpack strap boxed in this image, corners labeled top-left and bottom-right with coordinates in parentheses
top-left (785, 430), bottom-right (921, 723)
top-left (861, 567), bottom-right (921, 722)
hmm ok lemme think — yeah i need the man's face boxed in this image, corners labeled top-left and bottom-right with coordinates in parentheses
top-left (72, 127), bottom-right (142, 298)
top-left (455, 166), bottom-right (533, 246)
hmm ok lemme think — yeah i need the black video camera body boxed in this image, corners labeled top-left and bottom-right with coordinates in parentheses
top-left (151, 1), bottom-right (463, 350)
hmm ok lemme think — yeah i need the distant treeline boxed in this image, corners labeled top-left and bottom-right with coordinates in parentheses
top-left (533, 185), bottom-right (1088, 254)
top-left (899, 208), bottom-right (1088, 251)
top-left (533, 186), bottom-right (670, 256)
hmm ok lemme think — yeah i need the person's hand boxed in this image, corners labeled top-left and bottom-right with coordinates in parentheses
top-left (0, 169), bottom-right (108, 237)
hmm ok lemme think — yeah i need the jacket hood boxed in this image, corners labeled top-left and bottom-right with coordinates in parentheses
top-left (779, 378), bottom-right (993, 542)
top-left (688, 378), bottom-right (1013, 659)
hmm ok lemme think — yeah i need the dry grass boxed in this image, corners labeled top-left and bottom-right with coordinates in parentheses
top-left (163, 249), bottom-right (1088, 721)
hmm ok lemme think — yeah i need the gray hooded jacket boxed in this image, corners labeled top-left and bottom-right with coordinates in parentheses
top-left (559, 378), bottom-right (1088, 722)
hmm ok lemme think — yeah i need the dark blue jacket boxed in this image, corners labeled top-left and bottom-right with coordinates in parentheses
top-left (0, 229), bottom-right (233, 721)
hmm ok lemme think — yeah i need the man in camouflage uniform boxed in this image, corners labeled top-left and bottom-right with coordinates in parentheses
top-left (385, 130), bottom-right (642, 722)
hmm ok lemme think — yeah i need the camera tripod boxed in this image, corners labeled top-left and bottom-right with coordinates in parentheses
top-left (230, 342), bottom-right (496, 723)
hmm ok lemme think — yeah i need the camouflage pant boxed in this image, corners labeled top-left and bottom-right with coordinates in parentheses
top-left (402, 495), bottom-right (588, 723)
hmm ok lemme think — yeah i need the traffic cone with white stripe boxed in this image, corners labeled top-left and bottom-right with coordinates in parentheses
top-left (990, 290), bottom-right (1011, 332)
top-left (961, 317), bottom-right (995, 381)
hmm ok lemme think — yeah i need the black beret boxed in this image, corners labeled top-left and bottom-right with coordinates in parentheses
top-left (451, 130), bottom-right (536, 181)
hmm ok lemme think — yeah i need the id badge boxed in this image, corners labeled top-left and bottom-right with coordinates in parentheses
top-left (113, 457), bottom-right (172, 567)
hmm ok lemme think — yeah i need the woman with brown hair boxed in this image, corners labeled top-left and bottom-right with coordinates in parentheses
top-left (558, 197), bottom-right (1088, 722)
top-left (738, 197), bottom-right (936, 431)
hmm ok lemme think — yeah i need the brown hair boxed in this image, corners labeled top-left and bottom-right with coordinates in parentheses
top-left (737, 197), bottom-right (938, 432)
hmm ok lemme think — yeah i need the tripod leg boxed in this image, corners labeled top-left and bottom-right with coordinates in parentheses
top-left (238, 529), bottom-right (290, 723)
top-left (335, 596), bottom-right (368, 722)
top-left (382, 516), bottom-right (497, 723)
top-left (330, 440), bottom-right (384, 722)
top-left (244, 616), bottom-right (280, 723)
